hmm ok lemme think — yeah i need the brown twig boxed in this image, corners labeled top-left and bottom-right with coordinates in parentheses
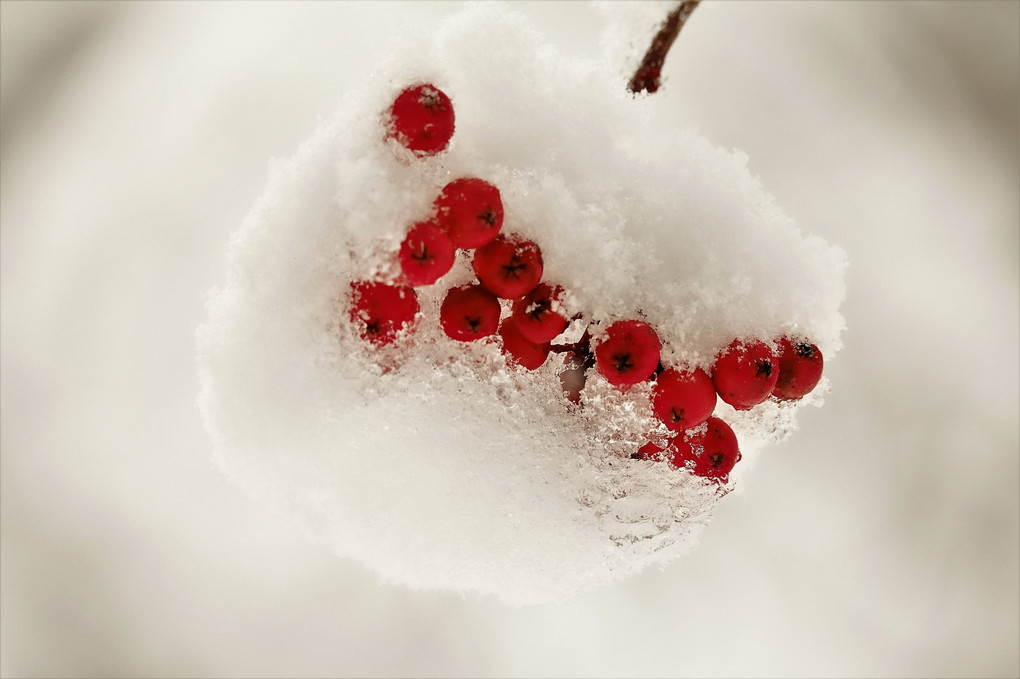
top-left (627, 0), bottom-right (700, 95)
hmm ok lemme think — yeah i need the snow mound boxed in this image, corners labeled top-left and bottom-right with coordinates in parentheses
top-left (197, 2), bottom-right (846, 605)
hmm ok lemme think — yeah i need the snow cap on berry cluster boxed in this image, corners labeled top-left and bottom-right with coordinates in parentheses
top-left (197, 1), bottom-right (846, 605)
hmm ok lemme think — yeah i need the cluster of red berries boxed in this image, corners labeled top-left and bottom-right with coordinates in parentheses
top-left (348, 83), bottom-right (825, 486)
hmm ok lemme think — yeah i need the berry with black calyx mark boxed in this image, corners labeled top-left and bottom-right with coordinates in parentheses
top-left (511, 283), bottom-right (569, 344)
top-left (440, 284), bottom-right (501, 341)
top-left (773, 336), bottom-right (824, 400)
top-left (651, 367), bottom-right (716, 432)
top-left (671, 417), bottom-right (741, 482)
top-left (433, 178), bottom-right (504, 249)
top-left (387, 84), bottom-right (455, 155)
top-left (472, 234), bottom-right (543, 299)
top-left (398, 221), bottom-right (455, 286)
top-left (711, 338), bottom-right (778, 410)
top-left (593, 320), bottom-right (661, 387)
top-left (348, 280), bottom-right (419, 345)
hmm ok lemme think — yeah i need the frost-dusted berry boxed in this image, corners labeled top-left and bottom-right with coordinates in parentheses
top-left (348, 280), bottom-right (419, 345)
top-left (498, 318), bottom-right (550, 370)
top-left (593, 320), bottom-right (661, 387)
top-left (635, 439), bottom-right (670, 462)
top-left (433, 178), bottom-right (504, 249)
top-left (651, 367), bottom-right (716, 432)
top-left (672, 417), bottom-right (741, 482)
top-left (773, 337), bottom-right (824, 400)
top-left (511, 283), bottom-right (569, 344)
top-left (472, 234), bottom-right (543, 299)
top-left (398, 221), bottom-right (455, 286)
top-left (387, 84), bottom-right (455, 155)
top-left (711, 339), bottom-right (778, 410)
top-left (440, 284), bottom-right (501, 342)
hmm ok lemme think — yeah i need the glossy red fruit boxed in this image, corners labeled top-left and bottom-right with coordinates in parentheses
top-left (388, 84), bottom-right (455, 155)
top-left (348, 280), bottom-right (419, 345)
top-left (472, 235), bottom-right (543, 299)
top-left (593, 320), bottom-right (661, 387)
top-left (711, 339), bottom-right (778, 410)
top-left (635, 439), bottom-right (670, 462)
top-left (439, 284), bottom-right (501, 341)
top-left (398, 221), bottom-right (455, 286)
top-left (511, 283), bottom-right (569, 344)
top-left (668, 436), bottom-right (699, 471)
top-left (651, 367), bottom-right (717, 432)
top-left (773, 337), bottom-right (824, 400)
top-left (672, 417), bottom-right (741, 482)
top-left (433, 178), bottom-right (504, 249)
top-left (498, 318), bottom-right (550, 370)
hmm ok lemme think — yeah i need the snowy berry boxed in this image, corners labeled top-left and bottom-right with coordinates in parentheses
top-left (440, 284), bottom-right (501, 341)
top-left (398, 221), bottom-right (455, 286)
top-left (773, 337), bottom-right (824, 400)
top-left (472, 234), bottom-right (543, 299)
top-left (511, 283), bottom-right (569, 344)
top-left (711, 339), bottom-right (778, 410)
top-left (673, 417), bottom-right (741, 482)
top-left (593, 320), bottom-right (661, 387)
top-left (387, 84), bottom-right (455, 155)
top-left (498, 318), bottom-right (551, 370)
top-left (348, 280), bottom-right (419, 345)
top-left (433, 178), bottom-right (504, 249)
top-left (635, 439), bottom-right (670, 462)
top-left (651, 367), bottom-right (716, 432)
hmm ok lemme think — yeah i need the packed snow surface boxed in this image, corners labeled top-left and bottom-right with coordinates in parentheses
top-left (197, 2), bottom-right (846, 605)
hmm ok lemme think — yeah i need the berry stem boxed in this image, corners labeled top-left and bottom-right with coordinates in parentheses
top-left (627, 0), bottom-right (700, 95)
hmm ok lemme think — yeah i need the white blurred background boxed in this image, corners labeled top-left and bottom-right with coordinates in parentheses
top-left (1, 1), bottom-right (1017, 676)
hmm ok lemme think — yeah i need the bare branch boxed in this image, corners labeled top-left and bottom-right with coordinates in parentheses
top-left (628, 0), bottom-right (700, 95)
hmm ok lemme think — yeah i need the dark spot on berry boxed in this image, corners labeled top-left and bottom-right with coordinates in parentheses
top-left (612, 352), bottom-right (634, 373)
top-left (709, 452), bottom-right (724, 468)
top-left (365, 320), bottom-right (381, 336)
top-left (501, 257), bottom-right (527, 280)
top-left (479, 209), bottom-right (498, 227)
top-left (418, 87), bottom-right (441, 109)
top-left (527, 299), bottom-right (551, 322)
top-left (466, 316), bottom-right (481, 333)
top-left (671, 407), bottom-right (685, 423)
top-left (794, 343), bottom-right (817, 359)
top-left (411, 245), bottom-right (431, 264)
top-left (755, 359), bottom-right (773, 379)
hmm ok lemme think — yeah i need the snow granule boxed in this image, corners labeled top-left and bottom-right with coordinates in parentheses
top-left (197, 2), bottom-right (846, 605)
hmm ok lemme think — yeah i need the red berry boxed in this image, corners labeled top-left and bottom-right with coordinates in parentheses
top-left (398, 221), bottom-right (455, 286)
top-left (348, 280), bottom-right (419, 345)
top-left (635, 440), bottom-right (670, 462)
top-left (472, 235), bottom-right (543, 299)
top-left (387, 84), bottom-right (455, 155)
top-left (651, 367), bottom-right (717, 432)
top-left (669, 437), bottom-right (699, 471)
top-left (593, 320), bottom-right (661, 387)
top-left (672, 417), bottom-right (741, 482)
top-left (773, 337), bottom-right (824, 400)
top-left (711, 339), bottom-right (778, 410)
top-left (433, 178), bottom-right (504, 249)
top-left (498, 318), bottom-right (550, 370)
top-left (511, 283), bottom-right (569, 344)
top-left (440, 284), bottom-right (501, 341)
